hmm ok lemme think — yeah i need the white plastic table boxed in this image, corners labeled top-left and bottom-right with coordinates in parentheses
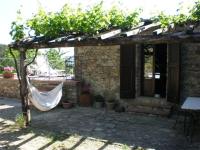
top-left (181, 97), bottom-right (200, 142)
top-left (182, 97), bottom-right (200, 110)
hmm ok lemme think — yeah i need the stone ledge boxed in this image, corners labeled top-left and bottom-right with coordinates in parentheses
top-left (0, 78), bottom-right (80, 104)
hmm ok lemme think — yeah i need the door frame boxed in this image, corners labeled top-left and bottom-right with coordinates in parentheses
top-left (141, 44), bottom-right (156, 96)
top-left (141, 43), bottom-right (168, 98)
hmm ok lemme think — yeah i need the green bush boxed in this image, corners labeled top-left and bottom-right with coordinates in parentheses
top-left (15, 113), bottom-right (26, 128)
top-left (94, 95), bottom-right (105, 102)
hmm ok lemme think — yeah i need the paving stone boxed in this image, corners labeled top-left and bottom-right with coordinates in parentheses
top-left (94, 127), bottom-right (104, 131)
top-left (105, 123), bottom-right (116, 129)
top-left (1, 98), bottom-right (200, 150)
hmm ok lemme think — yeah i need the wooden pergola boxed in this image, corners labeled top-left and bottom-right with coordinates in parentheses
top-left (8, 21), bottom-right (200, 126)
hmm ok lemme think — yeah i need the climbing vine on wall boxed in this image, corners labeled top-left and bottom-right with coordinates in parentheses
top-left (153, 0), bottom-right (200, 28)
top-left (10, 0), bottom-right (200, 41)
top-left (10, 2), bottom-right (141, 41)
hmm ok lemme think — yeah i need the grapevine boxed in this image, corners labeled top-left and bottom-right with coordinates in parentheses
top-left (10, 1), bottom-right (200, 41)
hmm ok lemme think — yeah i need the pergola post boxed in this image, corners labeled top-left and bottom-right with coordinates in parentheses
top-left (19, 48), bottom-right (31, 126)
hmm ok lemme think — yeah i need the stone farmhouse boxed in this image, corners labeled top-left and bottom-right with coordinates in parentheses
top-left (8, 20), bottom-right (200, 114)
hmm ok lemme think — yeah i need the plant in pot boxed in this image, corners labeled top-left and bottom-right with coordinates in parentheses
top-left (79, 80), bottom-right (92, 107)
top-left (62, 100), bottom-right (73, 109)
top-left (2, 66), bottom-right (15, 79)
top-left (105, 93), bottom-right (115, 110)
top-left (61, 88), bottom-right (74, 109)
top-left (106, 99), bottom-right (115, 110)
top-left (94, 95), bottom-right (105, 108)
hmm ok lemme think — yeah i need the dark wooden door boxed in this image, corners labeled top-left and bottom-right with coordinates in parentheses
top-left (143, 79), bottom-right (154, 96)
top-left (167, 43), bottom-right (180, 103)
top-left (120, 44), bottom-right (135, 98)
top-left (154, 44), bottom-right (167, 98)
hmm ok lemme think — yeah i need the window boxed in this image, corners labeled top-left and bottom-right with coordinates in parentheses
top-left (143, 45), bottom-right (154, 79)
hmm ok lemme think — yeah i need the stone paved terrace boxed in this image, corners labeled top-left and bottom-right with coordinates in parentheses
top-left (0, 97), bottom-right (200, 150)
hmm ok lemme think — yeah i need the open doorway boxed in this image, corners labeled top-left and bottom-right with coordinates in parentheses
top-left (141, 44), bottom-right (167, 98)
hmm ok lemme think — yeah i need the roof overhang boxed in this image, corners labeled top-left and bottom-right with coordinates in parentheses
top-left (8, 22), bottom-right (200, 50)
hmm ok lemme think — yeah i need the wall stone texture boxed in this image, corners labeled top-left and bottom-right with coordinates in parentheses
top-left (0, 78), bottom-right (80, 104)
top-left (180, 43), bottom-right (200, 102)
top-left (1, 43), bottom-right (199, 105)
top-left (75, 43), bottom-right (200, 104)
top-left (0, 78), bottom-right (20, 98)
top-left (75, 46), bottom-right (120, 100)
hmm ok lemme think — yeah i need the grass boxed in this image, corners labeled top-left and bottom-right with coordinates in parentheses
top-left (15, 113), bottom-right (26, 128)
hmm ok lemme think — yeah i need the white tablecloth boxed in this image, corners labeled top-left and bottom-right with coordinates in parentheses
top-left (181, 97), bottom-right (200, 110)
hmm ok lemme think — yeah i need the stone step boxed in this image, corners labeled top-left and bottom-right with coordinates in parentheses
top-left (127, 105), bottom-right (171, 116)
top-left (130, 101), bottom-right (172, 109)
top-left (123, 97), bottom-right (172, 109)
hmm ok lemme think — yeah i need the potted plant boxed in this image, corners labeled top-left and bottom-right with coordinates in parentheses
top-left (2, 66), bottom-right (15, 79)
top-left (106, 98), bottom-right (115, 110)
top-left (94, 95), bottom-right (105, 108)
top-left (105, 92), bottom-right (115, 110)
top-left (104, 92), bottom-right (116, 110)
top-left (62, 100), bottom-right (73, 109)
top-left (79, 80), bottom-right (92, 107)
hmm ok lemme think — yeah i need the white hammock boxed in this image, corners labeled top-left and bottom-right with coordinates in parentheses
top-left (27, 79), bottom-right (63, 111)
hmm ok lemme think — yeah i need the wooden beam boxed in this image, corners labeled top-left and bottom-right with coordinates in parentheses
top-left (100, 29), bottom-right (121, 39)
top-left (8, 35), bottom-right (170, 49)
top-left (140, 22), bottom-right (161, 31)
top-left (9, 32), bottom-right (200, 50)
top-left (125, 22), bottom-right (145, 37)
top-left (19, 48), bottom-right (31, 126)
top-left (153, 28), bottom-right (168, 35)
top-left (125, 23), bottom-right (161, 37)
top-left (126, 28), bottom-right (140, 37)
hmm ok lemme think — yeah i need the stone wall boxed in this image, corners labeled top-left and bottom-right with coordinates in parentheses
top-left (0, 78), bottom-right (80, 103)
top-left (75, 46), bottom-right (120, 100)
top-left (180, 43), bottom-right (200, 101)
top-left (74, 43), bottom-right (200, 103)
top-left (0, 78), bottom-right (20, 98)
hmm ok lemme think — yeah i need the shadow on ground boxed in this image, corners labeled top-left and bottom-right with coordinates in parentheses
top-left (0, 97), bottom-right (200, 150)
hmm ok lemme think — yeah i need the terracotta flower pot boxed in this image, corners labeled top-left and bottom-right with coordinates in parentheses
top-left (3, 71), bottom-right (14, 79)
top-left (62, 101), bottom-right (73, 109)
top-left (79, 93), bottom-right (91, 107)
top-left (106, 101), bottom-right (115, 110)
top-left (94, 101), bottom-right (104, 108)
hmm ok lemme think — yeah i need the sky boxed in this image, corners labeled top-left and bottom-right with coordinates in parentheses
top-left (0, 0), bottom-right (196, 44)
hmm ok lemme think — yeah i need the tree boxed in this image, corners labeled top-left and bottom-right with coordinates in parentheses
top-left (46, 48), bottom-right (65, 70)
top-left (0, 48), bottom-right (41, 74)
top-left (0, 47), bottom-right (15, 70)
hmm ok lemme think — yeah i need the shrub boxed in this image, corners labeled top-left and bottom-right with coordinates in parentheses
top-left (15, 113), bottom-right (26, 128)
top-left (94, 95), bottom-right (105, 102)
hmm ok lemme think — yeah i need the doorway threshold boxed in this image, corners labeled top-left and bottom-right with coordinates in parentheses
top-left (122, 96), bottom-right (172, 116)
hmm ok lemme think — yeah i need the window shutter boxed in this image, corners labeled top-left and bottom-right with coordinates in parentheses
top-left (167, 43), bottom-right (180, 103)
top-left (120, 44), bottom-right (135, 98)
